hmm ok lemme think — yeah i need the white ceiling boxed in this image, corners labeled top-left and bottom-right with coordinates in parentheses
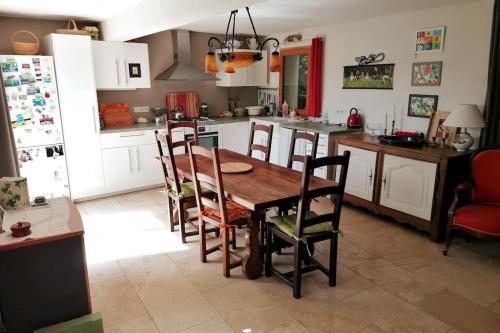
top-left (181, 0), bottom-right (488, 35)
top-left (0, 0), bottom-right (143, 21)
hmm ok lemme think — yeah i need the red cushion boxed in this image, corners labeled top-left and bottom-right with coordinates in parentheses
top-left (454, 205), bottom-right (500, 236)
top-left (472, 150), bottom-right (500, 204)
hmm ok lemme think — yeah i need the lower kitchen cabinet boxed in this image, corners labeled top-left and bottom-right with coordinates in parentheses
top-left (335, 134), bottom-right (472, 241)
top-left (102, 143), bottom-right (163, 193)
top-left (219, 122), bottom-right (249, 155)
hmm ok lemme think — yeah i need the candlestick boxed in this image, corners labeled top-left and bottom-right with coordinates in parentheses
top-left (385, 113), bottom-right (388, 135)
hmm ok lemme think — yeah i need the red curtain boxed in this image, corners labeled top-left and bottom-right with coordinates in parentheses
top-left (307, 37), bottom-right (323, 117)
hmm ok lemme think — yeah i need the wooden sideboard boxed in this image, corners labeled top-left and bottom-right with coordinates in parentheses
top-left (334, 134), bottom-right (472, 241)
top-left (0, 197), bottom-right (91, 333)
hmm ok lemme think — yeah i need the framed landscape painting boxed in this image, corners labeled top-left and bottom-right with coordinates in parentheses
top-left (408, 94), bottom-right (438, 118)
top-left (415, 26), bottom-right (446, 53)
top-left (343, 64), bottom-right (394, 89)
top-left (411, 61), bottom-right (442, 86)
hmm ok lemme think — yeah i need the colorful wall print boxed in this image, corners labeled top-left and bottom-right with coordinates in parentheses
top-left (408, 94), bottom-right (439, 118)
top-left (416, 26), bottom-right (445, 52)
top-left (343, 64), bottom-right (395, 89)
top-left (411, 61), bottom-right (442, 86)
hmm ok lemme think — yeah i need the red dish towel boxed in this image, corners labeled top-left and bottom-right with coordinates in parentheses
top-left (166, 92), bottom-right (200, 119)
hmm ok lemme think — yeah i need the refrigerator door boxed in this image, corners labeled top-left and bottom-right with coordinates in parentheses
top-left (17, 144), bottom-right (70, 200)
top-left (1, 55), bottom-right (64, 148)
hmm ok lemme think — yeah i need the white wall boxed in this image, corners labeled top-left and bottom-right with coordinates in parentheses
top-left (273, 0), bottom-right (493, 136)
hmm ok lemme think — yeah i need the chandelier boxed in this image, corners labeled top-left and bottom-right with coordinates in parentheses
top-left (205, 7), bottom-right (280, 74)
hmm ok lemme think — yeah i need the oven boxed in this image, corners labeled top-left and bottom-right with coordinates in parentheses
top-left (185, 124), bottom-right (219, 148)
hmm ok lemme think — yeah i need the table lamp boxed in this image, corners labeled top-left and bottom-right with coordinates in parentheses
top-left (443, 104), bottom-right (485, 151)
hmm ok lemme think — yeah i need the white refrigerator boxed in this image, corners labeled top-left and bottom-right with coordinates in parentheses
top-left (1, 55), bottom-right (69, 199)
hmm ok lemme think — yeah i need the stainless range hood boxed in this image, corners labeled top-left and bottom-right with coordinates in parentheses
top-left (155, 30), bottom-right (218, 81)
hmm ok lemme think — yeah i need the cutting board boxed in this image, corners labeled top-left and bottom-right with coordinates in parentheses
top-left (220, 162), bottom-right (253, 174)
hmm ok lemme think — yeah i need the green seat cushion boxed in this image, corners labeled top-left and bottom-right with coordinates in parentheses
top-left (269, 211), bottom-right (333, 238)
top-left (34, 313), bottom-right (103, 333)
top-left (168, 182), bottom-right (210, 198)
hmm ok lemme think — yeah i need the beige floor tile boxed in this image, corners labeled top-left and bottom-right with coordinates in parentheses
top-left (106, 315), bottom-right (160, 333)
top-left (119, 253), bottom-right (183, 292)
top-left (343, 287), bottom-right (449, 333)
top-left (224, 304), bottom-right (293, 333)
top-left (357, 325), bottom-right (388, 333)
top-left (267, 320), bottom-right (310, 333)
top-left (353, 258), bottom-right (443, 303)
top-left (416, 290), bottom-right (500, 333)
top-left (275, 291), bottom-right (369, 333)
top-left (90, 276), bottom-right (148, 328)
top-left (488, 300), bottom-right (500, 316)
top-left (87, 260), bottom-right (124, 284)
top-left (179, 318), bottom-right (234, 333)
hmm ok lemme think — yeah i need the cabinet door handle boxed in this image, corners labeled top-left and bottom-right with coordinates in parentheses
top-left (136, 147), bottom-right (141, 171)
top-left (92, 105), bottom-right (98, 133)
top-left (119, 133), bottom-right (145, 138)
top-left (124, 59), bottom-right (128, 85)
top-left (382, 174), bottom-right (387, 190)
top-left (368, 168), bottom-right (373, 186)
top-left (128, 147), bottom-right (133, 173)
top-left (115, 59), bottom-right (120, 85)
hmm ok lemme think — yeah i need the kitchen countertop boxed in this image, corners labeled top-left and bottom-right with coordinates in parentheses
top-left (99, 116), bottom-right (362, 135)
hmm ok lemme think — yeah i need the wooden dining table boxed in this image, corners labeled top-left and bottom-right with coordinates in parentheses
top-left (173, 149), bottom-right (336, 279)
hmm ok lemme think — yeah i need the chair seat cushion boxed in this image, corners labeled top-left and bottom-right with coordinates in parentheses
top-left (454, 205), bottom-right (500, 236)
top-left (168, 182), bottom-right (210, 199)
top-left (269, 211), bottom-right (333, 238)
top-left (202, 200), bottom-right (250, 223)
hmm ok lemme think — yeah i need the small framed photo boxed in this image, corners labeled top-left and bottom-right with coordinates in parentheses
top-left (128, 63), bottom-right (142, 78)
top-left (408, 94), bottom-right (439, 118)
top-left (427, 111), bottom-right (456, 144)
top-left (411, 61), bottom-right (442, 86)
top-left (342, 63), bottom-right (395, 89)
top-left (416, 26), bottom-right (446, 53)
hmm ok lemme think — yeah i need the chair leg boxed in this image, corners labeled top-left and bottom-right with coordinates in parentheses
top-left (293, 242), bottom-right (303, 299)
top-left (443, 217), bottom-right (454, 256)
top-left (223, 228), bottom-right (230, 278)
top-left (329, 234), bottom-right (338, 287)
top-left (199, 218), bottom-right (207, 263)
top-left (166, 196), bottom-right (175, 232)
top-left (231, 226), bottom-right (237, 250)
top-left (265, 226), bottom-right (272, 277)
top-left (178, 199), bottom-right (187, 244)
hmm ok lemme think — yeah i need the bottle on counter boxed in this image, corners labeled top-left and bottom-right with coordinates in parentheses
top-left (282, 100), bottom-right (288, 114)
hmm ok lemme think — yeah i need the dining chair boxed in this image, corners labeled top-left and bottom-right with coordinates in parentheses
top-left (265, 151), bottom-right (351, 298)
top-left (187, 142), bottom-right (252, 277)
top-left (155, 131), bottom-right (217, 243)
top-left (166, 119), bottom-right (199, 154)
top-left (443, 146), bottom-right (500, 255)
top-left (247, 121), bottom-right (274, 162)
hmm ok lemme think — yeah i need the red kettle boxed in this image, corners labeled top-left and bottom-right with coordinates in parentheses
top-left (347, 107), bottom-right (362, 128)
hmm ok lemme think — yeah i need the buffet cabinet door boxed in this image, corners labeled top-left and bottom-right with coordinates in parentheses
top-left (379, 154), bottom-right (437, 221)
top-left (336, 144), bottom-right (377, 202)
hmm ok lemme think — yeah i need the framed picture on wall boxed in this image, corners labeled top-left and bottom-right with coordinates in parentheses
top-left (411, 61), bottom-right (442, 86)
top-left (342, 63), bottom-right (394, 89)
top-left (408, 94), bottom-right (438, 118)
top-left (128, 63), bottom-right (142, 78)
top-left (415, 26), bottom-right (446, 53)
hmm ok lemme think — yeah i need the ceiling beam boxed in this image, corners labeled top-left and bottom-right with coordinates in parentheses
top-left (100, 0), bottom-right (268, 41)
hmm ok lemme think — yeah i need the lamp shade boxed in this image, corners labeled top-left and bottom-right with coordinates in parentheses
top-left (270, 51), bottom-right (280, 72)
top-left (205, 52), bottom-right (218, 73)
top-left (443, 104), bottom-right (485, 128)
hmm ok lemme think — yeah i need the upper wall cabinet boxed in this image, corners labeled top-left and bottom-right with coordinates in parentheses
top-left (92, 41), bottom-right (151, 90)
top-left (215, 49), bottom-right (268, 87)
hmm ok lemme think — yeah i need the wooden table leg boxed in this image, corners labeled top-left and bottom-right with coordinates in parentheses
top-left (242, 211), bottom-right (263, 279)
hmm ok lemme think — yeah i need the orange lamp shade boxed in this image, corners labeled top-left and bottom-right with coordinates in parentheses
top-left (224, 62), bottom-right (235, 74)
top-left (270, 51), bottom-right (280, 72)
top-left (205, 52), bottom-right (218, 73)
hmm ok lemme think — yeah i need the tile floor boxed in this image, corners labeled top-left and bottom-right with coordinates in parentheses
top-left (77, 188), bottom-right (500, 333)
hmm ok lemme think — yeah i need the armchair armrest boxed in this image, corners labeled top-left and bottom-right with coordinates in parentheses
top-left (448, 182), bottom-right (473, 218)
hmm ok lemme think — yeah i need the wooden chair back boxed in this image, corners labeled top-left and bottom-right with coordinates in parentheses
top-left (247, 121), bottom-right (274, 162)
top-left (287, 129), bottom-right (319, 169)
top-left (166, 120), bottom-right (199, 151)
top-left (294, 151), bottom-right (351, 238)
top-left (187, 143), bottom-right (229, 226)
top-left (155, 130), bottom-right (181, 194)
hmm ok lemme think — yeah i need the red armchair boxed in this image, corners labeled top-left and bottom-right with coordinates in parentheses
top-left (443, 146), bottom-right (500, 255)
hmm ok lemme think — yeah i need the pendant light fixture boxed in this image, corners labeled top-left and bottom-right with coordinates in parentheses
top-left (205, 7), bottom-right (280, 74)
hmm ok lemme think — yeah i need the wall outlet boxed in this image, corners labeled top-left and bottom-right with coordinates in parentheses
top-left (134, 106), bottom-right (150, 113)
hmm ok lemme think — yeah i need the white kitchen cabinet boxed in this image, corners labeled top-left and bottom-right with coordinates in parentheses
top-left (336, 144), bottom-right (377, 201)
top-left (92, 40), bottom-right (150, 90)
top-left (135, 144), bottom-right (164, 186)
top-left (379, 154), bottom-right (437, 221)
top-left (216, 49), bottom-right (268, 87)
top-left (43, 34), bottom-right (105, 200)
top-left (219, 122), bottom-right (249, 155)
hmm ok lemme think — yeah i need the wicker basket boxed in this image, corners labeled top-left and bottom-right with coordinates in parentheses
top-left (56, 20), bottom-right (89, 36)
top-left (11, 31), bottom-right (40, 55)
